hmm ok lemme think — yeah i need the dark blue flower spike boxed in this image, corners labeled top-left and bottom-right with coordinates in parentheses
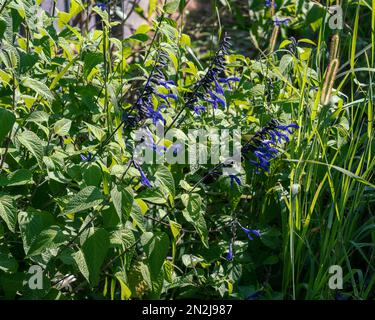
top-left (96, 3), bottom-right (107, 11)
top-left (206, 90), bottom-right (226, 109)
top-left (229, 174), bottom-right (241, 188)
top-left (80, 152), bottom-right (93, 162)
top-left (185, 35), bottom-right (235, 112)
top-left (155, 80), bottom-right (175, 89)
top-left (169, 143), bottom-right (183, 156)
top-left (147, 104), bottom-right (167, 125)
top-left (218, 77), bottom-right (240, 90)
top-left (239, 225), bottom-right (262, 241)
top-left (265, 0), bottom-right (277, 8)
top-left (133, 161), bottom-right (152, 188)
top-left (226, 220), bottom-right (261, 260)
top-left (227, 241), bottom-right (234, 261)
top-left (139, 168), bottom-right (152, 187)
top-left (214, 78), bottom-right (225, 95)
top-left (133, 50), bottom-right (176, 125)
top-left (193, 105), bottom-right (206, 115)
top-left (242, 120), bottom-right (299, 173)
top-left (273, 17), bottom-right (291, 26)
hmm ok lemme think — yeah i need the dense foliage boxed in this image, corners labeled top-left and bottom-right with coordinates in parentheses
top-left (0, 0), bottom-right (374, 300)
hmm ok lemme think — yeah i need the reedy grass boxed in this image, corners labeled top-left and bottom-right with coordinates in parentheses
top-left (248, 0), bottom-right (375, 299)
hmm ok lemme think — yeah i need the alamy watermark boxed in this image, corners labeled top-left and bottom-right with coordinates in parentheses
top-left (328, 5), bottom-right (343, 30)
top-left (27, 265), bottom-right (76, 291)
top-left (328, 265), bottom-right (343, 290)
top-left (27, 265), bottom-right (43, 290)
top-left (132, 125), bottom-right (242, 176)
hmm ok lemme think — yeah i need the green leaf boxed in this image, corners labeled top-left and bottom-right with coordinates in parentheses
top-left (164, 0), bottom-right (180, 14)
top-left (130, 201), bottom-right (146, 232)
top-left (148, 0), bottom-right (158, 18)
top-left (0, 272), bottom-right (24, 299)
top-left (116, 275), bottom-right (132, 300)
top-left (110, 228), bottom-right (135, 247)
top-left (27, 225), bottom-right (65, 257)
top-left (163, 260), bottom-right (173, 283)
top-left (53, 118), bottom-right (72, 136)
top-left (0, 250), bottom-right (18, 273)
top-left (111, 186), bottom-right (133, 222)
top-left (0, 43), bottom-right (19, 69)
top-left (49, 59), bottom-right (75, 89)
top-left (18, 209), bottom-right (55, 255)
top-left (74, 228), bottom-right (110, 285)
top-left (92, 6), bottom-right (110, 27)
top-left (169, 220), bottom-right (181, 239)
top-left (182, 254), bottom-right (203, 267)
top-left (129, 33), bottom-right (149, 42)
top-left (17, 130), bottom-right (45, 169)
top-left (0, 169), bottom-right (33, 186)
top-left (136, 188), bottom-right (167, 204)
top-left (279, 54), bottom-right (293, 74)
top-left (0, 195), bottom-right (17, 232)
top-left (21, 77), bottom-right (54, 101)
top-left (141, 232), bottom-right (170, 280)
top-left (155, 165), bottom-right (175, 198)
top-left (0, 108), bottom-right (15, 144)
top-left (0, 18), bottom-right (6, 40)
top-left (19, 52), bottom-right (38, 74)
top-left (73, 249), bottom-right (89, 283)
top-left (134, 24), bottom-right (151, 35)
top-left (149, 271), bottom-right (164, 299)
top-left (64, 186), bottom-right (104, 215)
top-left (83, 52), bottom-right (103, 78)
top-left (179, 180), bottom-right (200, 192)
top-left (83, 163), bottom-right (102, 187)
top-left (305, 3), bottom-right (326, 26)
top-left (181, 193), bottom-right (208, 247)
top-left (85, 122), bottom-right (106, 141)
top-left (26, 111), bottom-right (49, 124)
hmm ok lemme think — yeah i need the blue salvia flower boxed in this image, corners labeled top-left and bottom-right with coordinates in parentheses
top-left (133, 161), bottom-right (152, 187)
top-left (155, 79), bottom-right (175, 89)
top-left (275, 123), bottom-right (299, 134)
top-left (146, 104), bottom-right (166, 125)
top-left (185, 36), bottom-right (233, 112)
top-left (193, 105), bottom-right (206, 115)
top-left (265, 0), bottom-right (277, 8)
top-left (227, 241), bottom-right (234, 261)
top-left (169, 143), bottom-right (183, 156)
top-left (153, 144), bottom-right (167, 153)
top-left (238, 223), bottom-right (262, 241)
top-left (155, 93), bottom-right (177, 109)
top-left (206, 90), bottom-right (226, 109)
top-left (80, 152), bottom-right (93, 162)
top-left (156, 93), bottom-right (178, 101)
top-left (219, 77), bottom-right (240, 83)
top-left (229, 174), bottom-right (241, 187)
top-left (226, 220), bottom-right (261, 260)
top-left (273, 17), bottom-right (291, 26)
top-left (96, 3), bottom-right (107, 11)
top-left (218, 76), bottom-right (240, 90)
top-left (139, 168), bottom-right (152, 187)
top-left (132, 50), bottom-right (176, 125)
top-left (242, 120), bottom-right (299, 173)
top-left (142, 127), bottom-right (167, 154)
top-left (214, 78), bottom-right (225, 95)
